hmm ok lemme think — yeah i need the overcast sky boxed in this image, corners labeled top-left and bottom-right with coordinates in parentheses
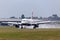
top-left (0, 0), bottom-right (60, 18)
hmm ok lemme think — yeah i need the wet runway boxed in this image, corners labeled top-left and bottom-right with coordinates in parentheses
top-left (19, 23), bottom-right (60, 29)
top-left (39, 24), bottom-right (60, 28)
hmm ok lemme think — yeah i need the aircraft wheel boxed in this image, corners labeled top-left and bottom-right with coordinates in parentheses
top-left (33, 24), bottom-right (39, 29)
top-left (15, 25), bottom-right (19, 28)
top-left (21, 25), bottom-right (23, 29)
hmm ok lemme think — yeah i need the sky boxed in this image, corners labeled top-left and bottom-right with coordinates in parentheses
top-left (0, 0), bottom-right (60, 18)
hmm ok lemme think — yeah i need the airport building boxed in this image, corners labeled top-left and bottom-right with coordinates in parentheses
top-left (0, 18), bottom-right (21, 26)
top-left (0, 18), bottom-right (21, 22)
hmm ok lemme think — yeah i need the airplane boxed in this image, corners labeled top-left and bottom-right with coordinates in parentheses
top-left (15, 18), bottom-right (59, 29)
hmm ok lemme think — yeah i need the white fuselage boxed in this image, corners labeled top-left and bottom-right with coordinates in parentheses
top-left (18, 19), bottom-right (40, 29)
top-left (21, 19), bottom-right (40, 24)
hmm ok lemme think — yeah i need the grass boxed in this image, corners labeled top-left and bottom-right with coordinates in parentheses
top-left (0, 26), bottom-right (60, 40)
